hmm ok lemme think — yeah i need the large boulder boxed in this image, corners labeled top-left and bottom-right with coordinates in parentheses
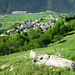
top-left (45, 55), bottom-right (74, 68)
top-left (30, 51), bottom-right (75, 70)
top-left (33, 54), bottom-right (49, 64)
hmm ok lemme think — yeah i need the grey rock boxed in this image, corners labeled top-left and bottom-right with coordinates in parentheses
top-left (31, 51), bottom-right (75, 70)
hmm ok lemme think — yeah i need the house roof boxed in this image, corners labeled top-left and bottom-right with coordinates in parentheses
top-left (7, 29), bottom-right (15, 33)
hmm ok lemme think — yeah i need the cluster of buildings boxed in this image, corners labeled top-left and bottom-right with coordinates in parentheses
top-left (11, 11), bottom-right (27, 15)
top-left (0, 18), bottom-right (57, 37)
top-left (6, 19), bottom-right (55, 36)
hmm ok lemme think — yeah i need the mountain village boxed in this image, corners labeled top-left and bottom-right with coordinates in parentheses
top-left (0, 17), bottom-right (59, 37)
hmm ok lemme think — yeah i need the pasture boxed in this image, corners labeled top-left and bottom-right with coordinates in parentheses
top-left (0, 14), bottom-right (51, 30)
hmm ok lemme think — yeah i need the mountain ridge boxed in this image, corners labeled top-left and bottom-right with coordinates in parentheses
top-left (0, 0), bottom-right (75, 14)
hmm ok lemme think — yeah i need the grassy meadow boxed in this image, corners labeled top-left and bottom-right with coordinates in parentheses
top-left (0, 31), bottom-right (75, 75)
top-left (0, 14), bottom-right (51, 30)
top-left (39, 19), bottom-right (50, 23)
top-left (0, 11), bottom-right (74, 30)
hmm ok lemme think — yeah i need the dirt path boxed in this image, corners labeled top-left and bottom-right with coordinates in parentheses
top-left (49, 15), bottom-right (54, 20)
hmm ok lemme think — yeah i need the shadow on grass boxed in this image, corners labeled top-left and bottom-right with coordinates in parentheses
top-left (70, 48), bottom-right (75, 51)
top-left (59, 40), bottom-right (67, 43)
top-left (63, 32), bottom-right (75, 37)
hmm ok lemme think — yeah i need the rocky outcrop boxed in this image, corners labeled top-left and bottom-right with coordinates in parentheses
top-left (30, 51), bottom-right (75, 70)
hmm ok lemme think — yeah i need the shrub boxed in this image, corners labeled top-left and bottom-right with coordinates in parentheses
top-left (0, 23), bottom-right (2, 27)
top-left (53, 34), bottom-right (63, 42)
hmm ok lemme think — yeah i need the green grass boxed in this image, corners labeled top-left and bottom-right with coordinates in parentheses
top-left (0, 15), bottom-right (51, 22)
top-left (0, 21), bottom-right (23, 30)
top-left (39, 20), bottom-right (50, 23)
top-left (0, 31), bottom-right (75, 75)
top-left (0, 14), bottom-right (51, 30)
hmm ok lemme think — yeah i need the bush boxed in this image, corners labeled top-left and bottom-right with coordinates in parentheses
top-left (53, 34), bottom-right (63, 42)
top-left (0, 23), bottom-right (2, 27)
top-left (0, 43), bottom-right (8, 55)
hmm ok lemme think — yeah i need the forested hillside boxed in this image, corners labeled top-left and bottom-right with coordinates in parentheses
top-left (0, 0), bottom-right (75, 14)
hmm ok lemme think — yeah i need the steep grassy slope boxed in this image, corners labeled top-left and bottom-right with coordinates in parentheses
top-left (0, 0), bottom-right (75, 14)
top-left (0, 31), bottom-right (75, 75)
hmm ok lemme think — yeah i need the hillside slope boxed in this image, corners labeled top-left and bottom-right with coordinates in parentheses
top-left (0, 0), bottom-right (75, 14)
top-left (0, 31), bottom-right (75, 75)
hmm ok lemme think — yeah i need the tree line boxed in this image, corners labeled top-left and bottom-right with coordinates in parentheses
top-left (0, 18), bottom-right (75, 56)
